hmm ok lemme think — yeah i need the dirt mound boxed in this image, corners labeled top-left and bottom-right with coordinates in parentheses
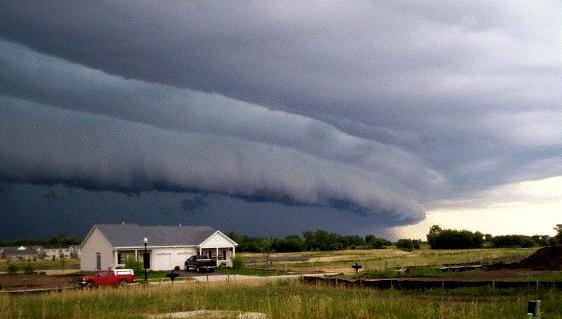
top-left (518, 247), bottom-right (562, 270)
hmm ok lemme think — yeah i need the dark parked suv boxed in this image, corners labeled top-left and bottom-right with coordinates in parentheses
top-left (184, 255), bottom-right (217, 273)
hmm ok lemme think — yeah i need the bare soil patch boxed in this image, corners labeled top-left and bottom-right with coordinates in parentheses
top-left (0, 273), bottom-right (81, 290)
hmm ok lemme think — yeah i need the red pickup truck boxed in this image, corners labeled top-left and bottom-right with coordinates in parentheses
top-left (80, 269), bottom-right (136, 288)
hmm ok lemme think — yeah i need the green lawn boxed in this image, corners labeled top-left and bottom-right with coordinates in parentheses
top-left (1, 280), bottom-right (561, 318)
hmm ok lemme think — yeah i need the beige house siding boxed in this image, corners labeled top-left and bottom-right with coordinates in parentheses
top-left (80, 228), bottom-right (114, 271)
top-left (44, 248), bottom-right (73, 260)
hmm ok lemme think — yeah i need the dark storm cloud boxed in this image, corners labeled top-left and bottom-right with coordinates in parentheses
top-left (0, 1), bottom-right (560, 236)
top-left (0, 183), bottom-right (402, 240)
top-left (0, 97), bottom-right (423, 224)
top-left (0, 40), bottom-right (444, 201)
top-left (180, 196), bottom-right (209, 212)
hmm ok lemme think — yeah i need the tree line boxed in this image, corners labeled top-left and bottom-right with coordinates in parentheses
top-left (426, 224), bottom-right (561, 249)
top-left (230, 225), bottom-right (562, 253)
top-left (4, 225), bottom-right (560, 252)
top-left (227, 230), bottom-right (392, 253)
top-left (0, 234), bottom-right (81, 248)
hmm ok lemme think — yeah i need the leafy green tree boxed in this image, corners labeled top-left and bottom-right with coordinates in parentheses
top-left (259, 238), bottom-right (276, 266)
top-left (273, 235), bottom-right (304, 252)
top-left (531, 235), bottom-right (550, 246)
top-left (231, 255), bottom-right (245, 269)
top-left (46, 234), bottom-right (81, 248)
top-left (365, 235), bottom-right (391, 249)
top-left (124, 257), bottom-right (143, 274)
top-left (7, 263), bottom-right (18, 274)
top-left (396, 239), bottom-right (420, 251)
top-left (303, 230), bottom-right (344, 251)
top-left (491, 235), bottom-right (535, 248)
top-left (23, 263), bottom-right (35, 274)
top-left (426, 225), bottom-right (483, 249)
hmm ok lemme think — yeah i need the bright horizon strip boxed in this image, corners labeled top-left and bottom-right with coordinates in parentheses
top-left (390, 176), bottom-right (562, 240)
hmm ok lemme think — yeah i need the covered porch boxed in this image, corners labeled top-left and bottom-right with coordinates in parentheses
top-left (199, 247), bottom-right (235, 267)
top-left (114, 249), bottom-right (150, 269)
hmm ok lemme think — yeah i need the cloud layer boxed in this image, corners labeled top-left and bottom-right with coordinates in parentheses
top-left (0, 1), bottom-right (560, 237)
top-left (0, 96), bottom-right (423, 224)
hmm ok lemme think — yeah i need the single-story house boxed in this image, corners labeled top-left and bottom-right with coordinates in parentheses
top-left (2, 246), bottom-right (43, 261)
top-left (43, 246), bottom-right (78, 260)
top-left (80, 224), bottom-right (238, 271)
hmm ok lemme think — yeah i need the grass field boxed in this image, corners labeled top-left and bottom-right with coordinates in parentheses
top-left (215, 267), bottom-right (288, 277)
top-left (0, 258), bottom-right (80, 272)
top-left (1, 280), bottom-right (561, 319)
top-left (240, 247), bottom-right (538, 273)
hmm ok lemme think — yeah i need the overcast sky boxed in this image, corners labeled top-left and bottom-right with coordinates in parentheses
top-left (0, 1), bottom-right (560, 240)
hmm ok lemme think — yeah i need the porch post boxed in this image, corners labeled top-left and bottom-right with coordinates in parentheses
top-left (134, 249), bottom-right (138, 261)
top-left (216, 247), bottom-right (219, 261)
top-left (199, 247), bottom-right (202, 255)
top-left (232, 246), bottom-right (235, 257)
top-left (113, 250), bottom-right (118, 268)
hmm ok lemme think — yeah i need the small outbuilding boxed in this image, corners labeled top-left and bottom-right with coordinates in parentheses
top-left (80, 224), bottom-right (238, 271)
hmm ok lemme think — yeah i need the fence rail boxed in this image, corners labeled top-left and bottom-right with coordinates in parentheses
top-left (301, 276), bottom-right (562, 290)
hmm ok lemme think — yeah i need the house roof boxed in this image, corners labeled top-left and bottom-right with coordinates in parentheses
top-left (2, 246), bottom-right (41, 255)
top-left (92, 224), bottom-right (217, 248)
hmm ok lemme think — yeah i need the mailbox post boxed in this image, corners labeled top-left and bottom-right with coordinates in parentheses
top-left (352, 262), bottom-right (362, 275)
top-left (527, 300), bottom-right (541, 318)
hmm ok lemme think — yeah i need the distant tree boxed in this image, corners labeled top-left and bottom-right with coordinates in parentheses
top-left (426, 225), bottom-right (442, 248)
top-left (46, 234), bottom-right (81, 248)
top-left (340, 235), bottom-right (365, 249)
top-left (365, 235), bottom-right (391, 249)
top-left (396, 239), bottom-right (420, 251)
top-left (0, 240), bottom-right (14, 247)
top-left (273, 235), bottom-right (304, 252)
top-left (426, 225), bottom-right (483, 249)
top-left (554, 224), bottom-right (562, 246)
top-left (0, 234), bottom-right (81, 248)
top-left (303, 230), bottom-right (343, 251)
top-left (491, 235), bottom-right (535, 248)
top-left (226, 233), bottom-right (261, 252)
top-left (259, 238), bottom-right (276, 266)
top-left (531, 235), bottom-right (550, 247)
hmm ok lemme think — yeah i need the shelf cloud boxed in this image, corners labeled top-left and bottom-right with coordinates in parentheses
top-left (0, 1), bottom-right (560, 238)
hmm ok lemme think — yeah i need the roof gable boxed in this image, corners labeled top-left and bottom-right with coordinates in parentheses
top-left (91, 224), bottom-right (216, 247)
top-left (199, 231), bottom-right (239, 248)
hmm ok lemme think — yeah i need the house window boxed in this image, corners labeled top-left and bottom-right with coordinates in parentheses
top-left (96, 252), bottom-right (101, 270)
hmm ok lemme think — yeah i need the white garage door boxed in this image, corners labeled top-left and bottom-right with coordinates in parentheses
top-left (153, 253), bottom-right (173, 271)
top-left (175, 253), bottom-right (189, 268)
